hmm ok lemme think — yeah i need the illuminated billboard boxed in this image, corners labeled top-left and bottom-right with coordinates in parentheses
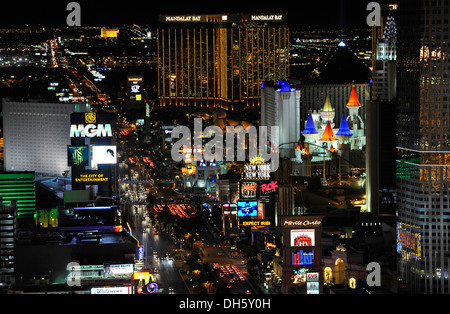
top-left (292, 250), bottom-right (314, 266)
top-left (242, 159), bottom-right (271, 181)
top-left (127, 75), bottom-right (144, 103)
top-left (70, 124), bottom-right (112, 138)
top-left (68, 145), bottom-right (89, 167)
top-left (397, 222), bottom-right (421, 260)
top-left (306, 272), bottom-right (320, 294)
top-left (237, 201), bottom-right (258, 218)
top-left (91, 287), bottom-right (131, 294)
top-left (290, 229), bottom-right (315, 247)
top-left (130, 84), bottom-right (141, 93)
top-left (70, 112), bottom-right (112, 138)
top-left (91, 145), bottom-right (117, 168)
top-left (240, 181), bottom-right (258, 199)
top-left (260, 180), bottom-right (278, 195)
top-left (73, 172), bottom-right (109, 183)
top-left (291, 268), bottom-right (309, 284)
top-left (104, 264), bottom-right (134, 275)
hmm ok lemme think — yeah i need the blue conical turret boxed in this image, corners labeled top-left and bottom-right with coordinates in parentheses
top-left (336, 114), bottom-right (353, 136)
top-left (302, 112), bottom-right (318, 135)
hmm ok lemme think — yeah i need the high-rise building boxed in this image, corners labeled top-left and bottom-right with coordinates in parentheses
top-left (2, 100), bottom-right (89, 177)
top-left (0, 199), bottom-right (16, 287)
top-left (261, 80), bottom-right (300, 159)
top-left (157, 14), bottom-right (289, 110)
top-left (0, 172), bottom-right (36, 227)
top-left (396, 0), bottom-right (450, 293)
top-left (366, 5), bottom-right (398, 215)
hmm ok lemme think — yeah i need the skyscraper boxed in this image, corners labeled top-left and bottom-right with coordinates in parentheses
top-left (396, 0), bottom-right (450, 293)
top-left (366, 5), bottom-right (398, 215)
top-left (2, 100), bottom-right (88, 177)
top-left (0, 172), bottom-right (36, 227)
top-left (157, 14), bottom-right (289, 110)
top-left (0, 199), bottom-right (16, 287)
top-left (260, 80), bottom-right (300, 159)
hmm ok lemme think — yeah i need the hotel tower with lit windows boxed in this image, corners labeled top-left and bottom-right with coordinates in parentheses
top-left (396, 0), bottom-right (450, 293)
top-left (157, 14), bottom-right (289, 110)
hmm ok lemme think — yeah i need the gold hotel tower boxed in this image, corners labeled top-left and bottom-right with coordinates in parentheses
top-left (157, 14), bottom-right (289, 110)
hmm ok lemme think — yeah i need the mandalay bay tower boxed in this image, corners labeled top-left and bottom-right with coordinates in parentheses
top-left (157, 14), bottom-right (289, 110)
top-left (396, 0), bottom-right (450, 293)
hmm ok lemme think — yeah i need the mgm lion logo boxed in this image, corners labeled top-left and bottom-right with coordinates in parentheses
top-left (85, 112), bottom-right (96, 124)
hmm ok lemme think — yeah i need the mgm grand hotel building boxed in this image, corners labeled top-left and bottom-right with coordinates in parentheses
top-left (157, 14), bottom-right (289, 110)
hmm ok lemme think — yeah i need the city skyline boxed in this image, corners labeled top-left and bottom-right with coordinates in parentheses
top-left (1, 0), bottom-right (449, 299)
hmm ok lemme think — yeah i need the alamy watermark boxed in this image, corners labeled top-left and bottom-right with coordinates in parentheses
top-left (366, 2), bottom-right (381, 27)
top-left (66, 262), bottom-right (81, 287)
top-left (66, 2), bottom-right (81, 27)
top-left (170, 118), bottom-right (280, 172)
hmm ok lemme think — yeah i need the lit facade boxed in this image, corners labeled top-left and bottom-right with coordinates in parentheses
top-left (396, 0), bottom-right (450, 293)
top-left (157, 14), bottom-right (289, 110)
top-left (2, 100), bottom-right (88, 177)
top-left (261, 80), bottom-right (301, 159)
top-left (0, 172), bottom-right (35, 226)
top-left (0, 199), bottom-right (16, 285)
top-left (299, 83), bottom-right (369, 134)
top-left (366, 6), bottom-right (398, 215)
top-left (298, 85), bottom-right (365, 177)
top-left (101, 28), bottom-right (120, 38)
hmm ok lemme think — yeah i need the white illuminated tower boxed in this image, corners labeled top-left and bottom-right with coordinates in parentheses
top-left (2, 100), bottom-right (88, 177)
top-left (261, 80), bottom-right (301, 159)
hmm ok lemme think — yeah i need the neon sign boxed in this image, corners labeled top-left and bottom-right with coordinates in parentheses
top-left (165, 15), bottom-right (203, 22)
top-left (261, 181), bottom-right (278, 195)
top-left (241, 182), bottom-right (258, 198)
top-left (292, 250), bottom-right (314, 266)
top-left (147, 282), bottom-right (159, 293)
top-left (70, 124), bottom-right (112, 138)
top-left (241, 220), bottom-right (271, 227)
top-left (243, 164), bottom-right (271, 180)
top-left (306, 272), bottom-right (320, 294)
top-left (283, 219), bottom-right (322, 227)
top-left (137, 246), bottom-right (144, 260)
top-left (251, 15), bottom-right (284, 21)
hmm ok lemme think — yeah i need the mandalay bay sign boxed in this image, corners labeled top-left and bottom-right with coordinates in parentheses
top-left (171, 118), bottom-right (280, 172)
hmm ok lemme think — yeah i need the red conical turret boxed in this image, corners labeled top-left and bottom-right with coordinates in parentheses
top-left (320, 121), bottom-right (337, 141)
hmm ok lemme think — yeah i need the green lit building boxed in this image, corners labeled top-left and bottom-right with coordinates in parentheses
top-left (0, 172), bottom-right (36, 227)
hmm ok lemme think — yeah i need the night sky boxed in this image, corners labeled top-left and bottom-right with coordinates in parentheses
top-left (1, 0), bottom-right (370, 29)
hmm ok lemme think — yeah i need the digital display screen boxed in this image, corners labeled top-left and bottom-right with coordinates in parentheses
top-left (91, 145), bottom-right (117, 168)
top-left (68, 146), bottom-right (89, 167)
top-left (241, 182), bottom-right (258, 199)
top-left (131, 84), bottom-right (141, 93)
top-left (237, 201), bottom-right (258, 217)
top-left (290, 229), bottom-right (315, 247)
top-left (292, 250), bottom-right (314, 266)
